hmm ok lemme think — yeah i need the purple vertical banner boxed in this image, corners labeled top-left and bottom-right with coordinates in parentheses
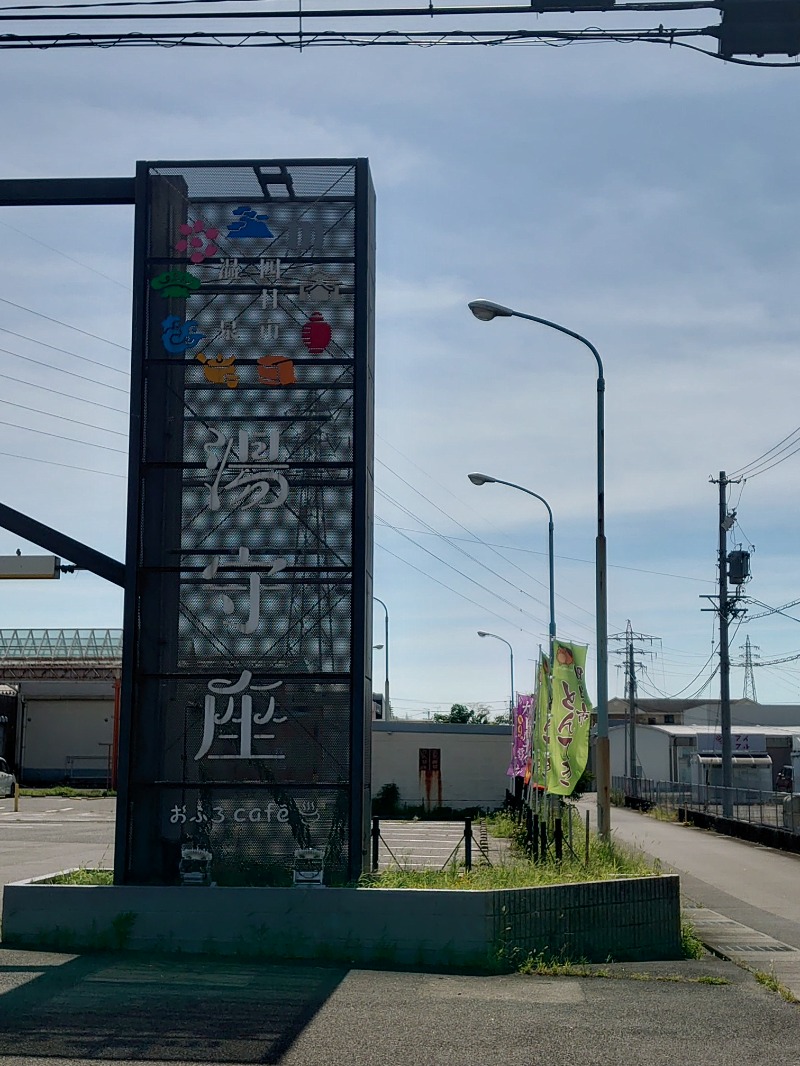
top-left (507, 693), bottom-right (533, 777)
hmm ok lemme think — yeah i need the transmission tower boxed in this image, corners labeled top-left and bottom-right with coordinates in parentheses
top-left (741, 635), bottom-right (760, 702)
top-left (609, 620), bottom-right (658, 796)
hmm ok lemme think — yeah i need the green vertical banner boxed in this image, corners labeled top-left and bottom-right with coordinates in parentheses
top-left (531, 653), bottom-right (550, 790)
top-left (546, 641), bottom-right (593, 796)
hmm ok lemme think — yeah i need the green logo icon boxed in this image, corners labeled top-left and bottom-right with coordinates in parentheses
top-left (151, 270), bottom-right (201, 298)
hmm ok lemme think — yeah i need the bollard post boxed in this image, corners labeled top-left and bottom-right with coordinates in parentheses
top-left (13, 779), bottom-right (19, 814)
top-left (584, 809), bottom-right (590, 866)
top-left (554, 801), bottom-right (563, 861)
top-left (371, 816), bottom-right (380, 872)
top-left (464, 816), bottom-right (473, 871)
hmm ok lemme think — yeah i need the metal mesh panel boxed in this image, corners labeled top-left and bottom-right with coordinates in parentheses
top-left (121, 160), bottom-right (372, 886)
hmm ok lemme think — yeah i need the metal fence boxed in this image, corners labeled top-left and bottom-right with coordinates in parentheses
top-left (612, 775), bottom-right (800, 834)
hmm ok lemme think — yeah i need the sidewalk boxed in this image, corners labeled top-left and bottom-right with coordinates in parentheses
top-left (578, 795), bottom-right (800, 1000)
top-left (687, 903), bottom-right (800, 999)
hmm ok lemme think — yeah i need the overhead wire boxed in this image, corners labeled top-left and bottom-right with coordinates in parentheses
top-left (0, 218), bottom-right (132, 291)
top-left (730, 423), bottom-right (800, 478)
top-left (0, 325), bottom-right (129, 375)
top-left (0, 295), bottom-right (128, 353)
top-left (0, 396), bottom-right (127, 436)
top-left (0, 370), bottom-right (127, 414)
top-left (376, 454), bottom-right (599, 628)
top-left (0, 344), bottom-right (129, 394)
top-left (375, 541), bottom-right (541, 638)
top-left (0, 417), bottom-right (127, 453)
top-left (376, 488), bottom-right (593, 635)
top-left (0, 449), bottom-right (125, 477)
top-left (376, 515), bottom-right (552, 631)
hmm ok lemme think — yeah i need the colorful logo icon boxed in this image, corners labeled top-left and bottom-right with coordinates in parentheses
top-left (227, 206), bottom-right (274, 239)
top-left (196, 353), bottom-right (239, 389)
top-left (175, 220), bottom-right (220, 264)
top-left (301, 312), bottom-right (332, 354)
top-left (151, 271), bottom-right (201, 299)
top-left (257, 356), bottom-right (296, 386)
top-left (162, 316), bottom-right (205, 354)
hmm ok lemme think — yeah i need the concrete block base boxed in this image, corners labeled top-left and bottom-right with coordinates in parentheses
top-left (2, 874), bottom-right (682, 969)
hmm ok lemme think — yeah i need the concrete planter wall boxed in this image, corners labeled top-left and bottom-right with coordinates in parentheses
top-left (2, 874), bottom-right (681, 969)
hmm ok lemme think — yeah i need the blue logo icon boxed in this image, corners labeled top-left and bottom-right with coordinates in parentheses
top-left (227, 205), bottom-right (274, 239)
top-left (162, 315), bottom-right (205, 354)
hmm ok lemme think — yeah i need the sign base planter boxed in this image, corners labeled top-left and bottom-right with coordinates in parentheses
top-left (2, 874), bottom-right (682, 969)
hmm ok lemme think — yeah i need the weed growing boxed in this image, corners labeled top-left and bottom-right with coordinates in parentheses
top-left (45, 868), bottom-right (113, 886)
top-left (20, 788), bottom-right (115, 799)
top-left (362, 834), bottom-right (656, 890)
top-left (680, 919), bottom-right (706, 960)
top-left (754, 967), bottom-right (798, 1003)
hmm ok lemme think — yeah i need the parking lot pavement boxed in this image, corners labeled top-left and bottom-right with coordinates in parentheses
top-left (376, 819), bottom-right (509, 870)
top-left (0, 948), bottom-right (796, 1066)
top-left (0, 796), bottom-right (115, 894)
top-left (0, 796), bottom-right (116, 822)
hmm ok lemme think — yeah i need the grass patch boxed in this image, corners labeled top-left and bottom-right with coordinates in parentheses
top-left (44, 868), bottom-right (113, 885)
top-left (515, 953), bottom-right (730, 984)
top-left (20, 787), bottom-right (115, 799)
top-left (362, 834), bottom-right (657, 890)
top-left (680, 918), bottom-right (706, 959)
top-left (518, 952), bottom-right (603, 977)
top-left (648, 805), bottom-right (681, 823)
top-left (753, 967), bottom-right (799, 1003)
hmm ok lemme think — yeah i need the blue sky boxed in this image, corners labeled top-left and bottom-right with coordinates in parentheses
top-left (0, 32), bottom-right (799, 714)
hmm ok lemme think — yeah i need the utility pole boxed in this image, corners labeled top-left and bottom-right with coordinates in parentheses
top-left (610, 621), bottom-right (657, 798)
top-left (704, 471), bottom-right (746, 819)
top-left (718, 471), bottom-right (733, 816)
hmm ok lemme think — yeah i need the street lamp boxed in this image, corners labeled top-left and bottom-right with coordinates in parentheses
top-left (468, 473), bottom-right (556, 668)
top-left (468, 298), bottom-right (610, 840)
top-left (373, 597), bottom-right (391, 722)
top-left (477, 630), bottom-right (515, 717)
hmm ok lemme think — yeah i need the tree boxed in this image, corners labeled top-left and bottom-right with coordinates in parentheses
top-left (432, 703), bottom-right (490, 724)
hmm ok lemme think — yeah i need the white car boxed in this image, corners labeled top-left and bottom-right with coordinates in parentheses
top-left (0, 757), bottom-right (16, 798)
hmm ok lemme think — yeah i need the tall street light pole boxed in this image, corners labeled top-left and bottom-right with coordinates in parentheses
top-left (373, 597), bottom-right (391, 721)
top-left (468, 473), bottom-right (556, 670)
top-left (468, 298), bottom-right (610, 840)
top-left (477, 631), bottom-right (514, 717)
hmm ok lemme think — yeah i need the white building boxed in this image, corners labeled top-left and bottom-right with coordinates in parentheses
top-left (611, 722), bottom-right (800, 788)
top-left (371, 720), bottom-right (512, 811)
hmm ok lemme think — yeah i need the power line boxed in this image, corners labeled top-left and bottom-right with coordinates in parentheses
top-left (0, 370), bottom-right (127, 415)
top-left (0, 295), bottom-right (128, 352)
top-left (386, 523), bottom-right (713, 586)
top-left (0, 345), bottom-right (129, 394)
top-left (0, 448), bottom-right (125, 478)
top-left (375, 541), bottom-right (540, 638)
top-left (0, 218), bottom-right (131, 292)
top-left (0, 417), bottom-right (127, 453)
top-left (376, 516), bottom-right (551, 631)
top-left (0, 325), bottom-right (129, 375)
top-left (377, 486), bottom-right (594, 635)
top-left (0, 396), bottom-right (127, 436)
top-left (730, 423), bottom-right (800, 478)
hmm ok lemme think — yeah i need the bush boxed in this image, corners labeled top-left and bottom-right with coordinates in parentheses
top-left (373, 782), bottom-right (401, 817)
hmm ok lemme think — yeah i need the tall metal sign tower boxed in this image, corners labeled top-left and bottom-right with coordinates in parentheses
top-left (115, 159), bottom-right (376, 886)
